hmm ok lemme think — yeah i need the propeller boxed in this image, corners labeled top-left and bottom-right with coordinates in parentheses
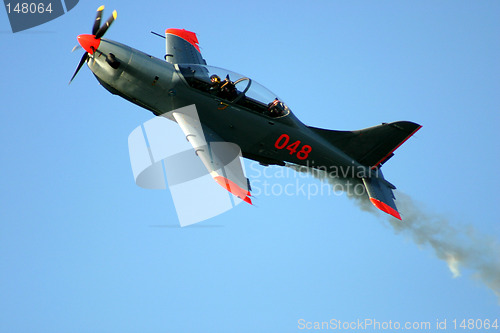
top-left (69, 6), bottom-right (117, 84)
top-left (92, 5), bottom-right (104, 35)
top-left (95, 8), bottom-right (117, 39)
top-left (69, 53), bottom-right (89, 84)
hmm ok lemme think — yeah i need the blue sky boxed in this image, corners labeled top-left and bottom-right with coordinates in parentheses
top-left (1, 1), bottom-right (499, 332)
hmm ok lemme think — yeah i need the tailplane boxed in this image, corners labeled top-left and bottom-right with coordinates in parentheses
top-left (362, 171), bottom-right (401, 220)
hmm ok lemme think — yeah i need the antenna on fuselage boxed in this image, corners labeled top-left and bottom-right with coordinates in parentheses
top-left (150, 31), bottom-right (166, 39)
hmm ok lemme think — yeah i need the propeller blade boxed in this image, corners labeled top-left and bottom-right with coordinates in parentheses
top-left (95, 10), bottom-right (117, 39)
top-left (71, 44), bottom-right (82, 52)
top-left (92, 5), bottom-right (105, 35)
top-left (69, 52), bottom-right (89, 84)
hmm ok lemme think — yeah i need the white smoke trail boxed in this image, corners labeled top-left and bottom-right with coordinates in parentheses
top-left (286, 163), bottom-right (500, 301)
top-left (385, 192), bottom-right (500, 300)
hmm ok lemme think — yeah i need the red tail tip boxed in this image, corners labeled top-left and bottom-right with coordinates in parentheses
top-left (370, 198), bottom-right (402, 220)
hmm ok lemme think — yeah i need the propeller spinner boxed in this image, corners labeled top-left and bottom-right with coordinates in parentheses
top-left (69, 6), bottom-right (117, 84)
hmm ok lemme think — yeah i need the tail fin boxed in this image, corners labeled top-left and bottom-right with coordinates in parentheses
top-left (308, 121), bottom-right (421, 168)
top-left (308, 121), bottom-right (422, 220)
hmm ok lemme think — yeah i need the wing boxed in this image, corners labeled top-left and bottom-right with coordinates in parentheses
top-left (164, 28), bottom-right (207, 65)
top-left (170, 105), bottom-right (252, 204)
top-left (128, 105), bottom-right (251, 226)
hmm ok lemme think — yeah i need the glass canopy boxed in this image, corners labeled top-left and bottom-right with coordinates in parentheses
top-left (177, 64), bottom-right (290, 118)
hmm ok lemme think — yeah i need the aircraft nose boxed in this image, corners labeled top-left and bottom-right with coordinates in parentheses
top-left (77, 34), bottom-right (101, 54)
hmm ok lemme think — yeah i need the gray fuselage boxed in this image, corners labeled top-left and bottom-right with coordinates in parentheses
top-left (88, 39), bottom-right (367, 175)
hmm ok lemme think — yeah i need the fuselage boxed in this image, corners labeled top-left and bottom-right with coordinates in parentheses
top-left (88, 39), bottom-right (369, 176)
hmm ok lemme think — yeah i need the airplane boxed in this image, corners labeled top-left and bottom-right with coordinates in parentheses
top-left (70, 6), bottom-right (421, 221)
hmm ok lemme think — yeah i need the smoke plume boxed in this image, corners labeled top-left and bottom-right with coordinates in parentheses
top-left (286, 163), bottom-right (500, 301)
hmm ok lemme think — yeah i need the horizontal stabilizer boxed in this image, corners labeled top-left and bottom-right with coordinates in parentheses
top-left (308, 121), bottom-right (421, 168)
top-left (362, 173), bottom-right (401, 220)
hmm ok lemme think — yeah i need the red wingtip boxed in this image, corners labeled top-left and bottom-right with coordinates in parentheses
top-left (77, 34), bottom-right (101, 54)
top-left (214, 176), bottom-right (252, 205)
top-left (370, 198), bottom-right (402, 220)
top-left (165, 28), bottom-right (201, 53)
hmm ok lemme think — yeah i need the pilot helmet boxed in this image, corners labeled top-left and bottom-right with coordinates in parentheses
top-left (210, 75), bottom-right (221, 83)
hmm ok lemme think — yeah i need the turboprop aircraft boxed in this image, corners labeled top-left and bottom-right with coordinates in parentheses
top-left (70, 6), bottom-right (421, 220)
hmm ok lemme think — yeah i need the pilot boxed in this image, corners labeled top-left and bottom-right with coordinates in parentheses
top-left (216, 74), bottom-right (238, 100)
top-left (210, 74), bottom-right (234, 100)
top-left (210, 74), bottom-right (222, 92)
top-left (268, 98), bottom-right (285, 117)
top-left (210, 74), bottom-right (221, 84)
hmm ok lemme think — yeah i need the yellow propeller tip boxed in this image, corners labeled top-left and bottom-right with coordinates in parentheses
top-left (97, 5), bottom-right (104, 11)
top-left (112, 10), bottom-right (117, 19)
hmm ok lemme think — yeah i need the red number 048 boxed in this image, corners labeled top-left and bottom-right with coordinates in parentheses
top-left (274, 134), bottom-right (312, 160)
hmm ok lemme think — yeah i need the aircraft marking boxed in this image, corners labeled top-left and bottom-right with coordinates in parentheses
top-left (274, 134), bottom-right (312, 160)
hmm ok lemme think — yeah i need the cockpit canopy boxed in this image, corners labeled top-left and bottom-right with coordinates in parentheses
top-left (177, 64), bottom-right (290, 118)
